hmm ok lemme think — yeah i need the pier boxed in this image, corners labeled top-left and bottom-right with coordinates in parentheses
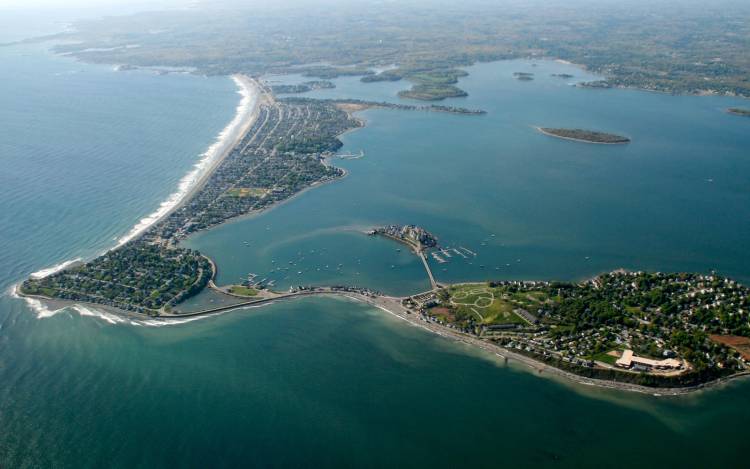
top-left (418, 251), bottom-right (439, 290)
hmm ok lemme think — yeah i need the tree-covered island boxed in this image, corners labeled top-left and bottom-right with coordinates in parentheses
top-left (537, 127), bottom-right (631, 144)
top-left (727, 108), bottom-right (750, 117)
top-left (398, 84), bottom-right (468, 101)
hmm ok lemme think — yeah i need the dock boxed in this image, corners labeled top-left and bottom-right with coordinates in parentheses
top-left (431, 252), bottom-right (447, 263)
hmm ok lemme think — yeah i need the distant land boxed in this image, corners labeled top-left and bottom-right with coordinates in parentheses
top-left (536, 127), bottom-right (631, 144)
top-left (32, 1), bottom-right (750, 98)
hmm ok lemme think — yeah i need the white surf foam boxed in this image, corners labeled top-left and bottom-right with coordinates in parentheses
top-left (71, 305), bottom-right (129, 324)
top-left (21, 293), bottom-right (215, 327)
top-left (136, 314), bottom-right (216, 327)
top-left (22, 296), bottom-right (66, 319)
top-left (29, 258), bottom-right (82, 279)
top-left (116, 74), bottom-right (259, 246)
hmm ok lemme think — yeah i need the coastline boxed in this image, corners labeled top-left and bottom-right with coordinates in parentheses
top-left (18, 280), bottom-right (750, 396)
top-left (28, 74), bottom-right (261, 281)
top-left (117, 74), bottom-right (262, 246)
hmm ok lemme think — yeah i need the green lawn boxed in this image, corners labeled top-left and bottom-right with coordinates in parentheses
top-left (225, 187), bottom-right (267, 198)
top-left (448, 284), bottom-right (526, 325)
top-left (228, 285), bottom-right (259, 296)
top-left (591, 351), bottom-right (621, 365)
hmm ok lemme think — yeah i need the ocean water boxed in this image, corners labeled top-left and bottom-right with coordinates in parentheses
top-left (2, 42), bottom-right (750, 467)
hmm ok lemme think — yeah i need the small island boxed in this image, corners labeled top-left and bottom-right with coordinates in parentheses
top-left (727, 108), bottom-right (750, 117)
top-left (398, 84), bottom-right (468, 101)
top-left (536, 127), bottom-right (631, 144)
top-left (513, 72), bottom-right (535, 81)
top-left (369, 224), bottom-right (438, 252)
top-left (551, 73), bottom-right (574, 79)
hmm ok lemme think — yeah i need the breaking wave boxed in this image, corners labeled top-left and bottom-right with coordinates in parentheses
top-left (29, 258), bottom-right (82, 279)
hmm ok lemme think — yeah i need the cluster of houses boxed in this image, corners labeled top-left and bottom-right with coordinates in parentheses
top-left (372, 225), bottom-right (438, 251)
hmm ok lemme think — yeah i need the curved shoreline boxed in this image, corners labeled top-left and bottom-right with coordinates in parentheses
top-left (28, 74), bottom-right (261, 281)
top-left (117, 74), bottom-right (262, 246)
top-left (15, 282), bottom-right (750, 396)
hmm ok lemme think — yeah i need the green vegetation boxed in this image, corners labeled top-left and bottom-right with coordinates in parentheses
top-left (425, 272), bottom-right (750, 387)
top-left (538, 128), bottom-right (631, 144)
top-left (398, 84), bottom-right (468, 101)
top-left (20, 243), bottom-right (211, 314)
top-left (431, 284), bottom-right (546, 330)
top-left (228, 285), bottom-right (258, 296)
top-left (590, 351), bottom-right (620, 366)
top-left (226, 187), bottom-right (267, 198)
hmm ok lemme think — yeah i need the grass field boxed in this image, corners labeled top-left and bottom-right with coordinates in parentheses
top-left (228, 285), bottom-right (259, 297)
top-left (225, 187), bottom-right (267, 198)
top-left (591, 351), bottom-right (620, 365)
top-left (447, 284), bottom-right (526, 325)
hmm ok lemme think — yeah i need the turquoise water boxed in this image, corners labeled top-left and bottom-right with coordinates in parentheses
top-left (2, 44), bottom-right (750, 467)
top-left (190, 60), bottom-right (750, 295)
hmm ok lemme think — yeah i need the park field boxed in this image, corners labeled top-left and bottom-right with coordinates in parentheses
top-left (228, 285), bottom-right (259, 296)
top-left (226, 187), bottom-right (268, 198)
top-left (443, 283), bottom-right (550, 327)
